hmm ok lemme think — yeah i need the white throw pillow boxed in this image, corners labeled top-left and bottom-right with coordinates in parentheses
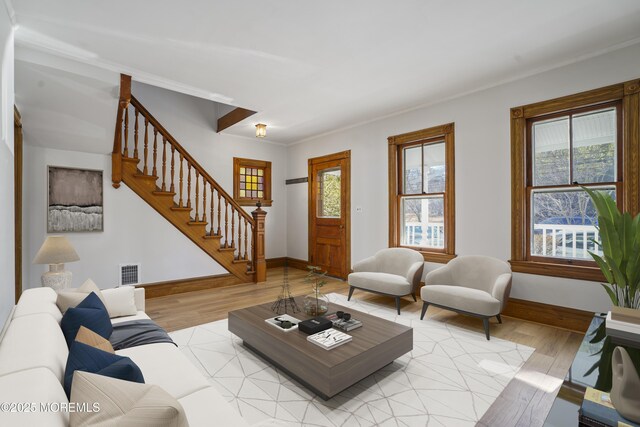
top-left (70, 371), bottom-right (189, 427)
top-left (0, 367), bottom-right (69, 427)
top-left (56, 279), bottom-right (106, 314)
top-left (101, 286), bottom-right (138, 318)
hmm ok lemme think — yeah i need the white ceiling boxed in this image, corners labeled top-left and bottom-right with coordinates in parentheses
top-left (11, 0), bottom-right (640, 145)
top-left (15, 53), bottom-right (120, 154)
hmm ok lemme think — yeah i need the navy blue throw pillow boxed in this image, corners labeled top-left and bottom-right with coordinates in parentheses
top-left (61, 292), bottom-right (113, 348)
top-left (64, 341), bottom-right (145, 398)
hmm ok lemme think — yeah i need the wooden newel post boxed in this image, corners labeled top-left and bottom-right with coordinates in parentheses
top-left (251, 203), bottom-right (267, 283)
top-left (112, 100), bottom-right (125, 189)
top-left (112, 74), bottom-right (131, 189)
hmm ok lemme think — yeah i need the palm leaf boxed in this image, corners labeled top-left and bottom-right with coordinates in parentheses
top-left (599, 217), bottom-right (621, 262)
top-left (601, 283), bottom-right (619, 305)
top-left (603, 192), bottom-right (621, 224)
top-left (584, 360), bottom-right (600, 377)
top-left (625, 249), bottom-right (640, 296)
top-left (618, 212), bottom-right (634, 260)
top-left (584, 187), bottom-right (640, 308)
top-left (606, 255), bottom-right (627, 288)
top-left (584, 187), bottom-right (607, 217)
top-left (589, 321), bottom-right (607, 344)
top-left (589, 252), bottom-right (614, 284)
top-left (633, 213), bottom-right (640, 240)
top-left (594, 337), bottom-right (615, 391)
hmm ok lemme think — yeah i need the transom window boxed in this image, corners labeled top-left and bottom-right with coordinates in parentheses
top-left (388, 123), bottom-right (455, 262)
top-left (528, 104), bottom-right (620, 262)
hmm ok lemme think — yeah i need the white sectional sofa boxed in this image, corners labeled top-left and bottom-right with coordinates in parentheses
top-left (0, 287), bottom-right (248, 427)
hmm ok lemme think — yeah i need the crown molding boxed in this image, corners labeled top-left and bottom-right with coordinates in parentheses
top-left (14, 29), bottom-right (236, 106)
top-left (291, 37), bottom-right (640, 147)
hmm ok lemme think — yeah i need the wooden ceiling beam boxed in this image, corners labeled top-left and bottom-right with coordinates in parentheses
top-left (217, 107), bottom-right (257, 133)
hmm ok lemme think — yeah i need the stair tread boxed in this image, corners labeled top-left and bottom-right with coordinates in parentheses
top-left (122, 157), bottom-right (140, 163)
top-left (232, 259), bottom-right (249, 264)
top-left (188, 221), bottom-right (208, 226)
top-left (170, 206), bottom-right (192, 211)
top-left (219, 247), bottom-right (236, 252)
top-left (152, 191), bottom-right (176, 196)
top-left (134, 174), bottom-right (159, 180)
top-left (203, 234), bottom-right (222, 239)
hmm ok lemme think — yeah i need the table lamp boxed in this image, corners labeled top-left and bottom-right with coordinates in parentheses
top-left (33, 236), bottom-right (80, 290)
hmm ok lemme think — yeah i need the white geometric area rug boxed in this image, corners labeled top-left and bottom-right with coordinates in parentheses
top-left (169, 293), bottom-right (534, 427)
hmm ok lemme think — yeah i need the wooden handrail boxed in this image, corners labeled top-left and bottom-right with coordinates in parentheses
top-left (112, 84), bottom-right (267, 281)
top-left (129, 96), bottom-right (255, 225)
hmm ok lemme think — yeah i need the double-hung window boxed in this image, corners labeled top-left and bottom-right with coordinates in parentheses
top-left (528, 103), bottom-right (620, 263)
top-left (511, 79), bottom-right (640, 280)
top-left (388, 123), bottom-right (455, 262)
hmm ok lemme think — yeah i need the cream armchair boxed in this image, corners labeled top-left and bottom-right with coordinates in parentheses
top-left (348, 248), bottom-right (424, 315)
top-left (420, 255), bottom-right (512, 340)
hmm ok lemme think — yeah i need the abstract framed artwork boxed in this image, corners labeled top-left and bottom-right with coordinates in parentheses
top-left (48, 166), bottom-right (104, 232)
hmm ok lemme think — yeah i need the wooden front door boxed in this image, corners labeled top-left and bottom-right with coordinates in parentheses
top-left (308, 151), bottom-right (350, 279)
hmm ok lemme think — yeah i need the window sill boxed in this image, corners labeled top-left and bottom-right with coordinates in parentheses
top-left (397, 246), bottom-right (456, 263)
top-left (509, 260), bottom-right (605, 282)
top-left (421, 252), bottom-right (456, 263)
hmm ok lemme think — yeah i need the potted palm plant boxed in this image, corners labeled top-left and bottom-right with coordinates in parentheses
top-left (584, 187), bottom-right (640, 390)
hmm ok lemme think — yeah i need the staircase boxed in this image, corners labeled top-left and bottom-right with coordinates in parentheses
top-left (111, 75), bottom-right (266, 283)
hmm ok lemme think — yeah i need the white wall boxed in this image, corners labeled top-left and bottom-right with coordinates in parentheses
top-left (287, 42), bottom-right (640, 313)
top-left (23, 146), bottom-right (229, 289)
top-left (0, 7), bottom-right (13, 329)
top-left (22, 84), bottom-right (287, 290)
top-left (131, 82), bottom-right (288, 259)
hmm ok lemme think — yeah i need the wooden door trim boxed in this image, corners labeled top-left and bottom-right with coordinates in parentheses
top-left (14, 106), bottom-right (22, 303)
top-left (309, 150), bottom-right (350, 164)
top-left (308, 150), bottom-right (351, 279)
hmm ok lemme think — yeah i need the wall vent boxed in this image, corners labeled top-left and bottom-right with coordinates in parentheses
top-left (119, 263), bottom-right (141, 286)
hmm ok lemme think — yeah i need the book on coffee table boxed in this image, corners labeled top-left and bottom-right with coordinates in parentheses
top-left (307, 329), bottom-right (352, 350)
top-left (325, 313), bottom-right (363, 332)
top-left (265, 314), bottom-right (301, 333)
top-left (579, 387), bottom-right (640, 427)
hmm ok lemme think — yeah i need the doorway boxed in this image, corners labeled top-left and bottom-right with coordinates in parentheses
top-left (308, 151), bottom-right (350, 279)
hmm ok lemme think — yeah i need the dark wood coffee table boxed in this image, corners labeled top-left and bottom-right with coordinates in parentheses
top-left (228, 299), bottom-right (413, 400)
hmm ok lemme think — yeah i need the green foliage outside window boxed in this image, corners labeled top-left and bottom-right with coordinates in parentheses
top-left (319, 171), bottom-right (341, 217)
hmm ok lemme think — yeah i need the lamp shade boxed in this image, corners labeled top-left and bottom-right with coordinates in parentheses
top-left (33, 236), bottom-right (80, 265)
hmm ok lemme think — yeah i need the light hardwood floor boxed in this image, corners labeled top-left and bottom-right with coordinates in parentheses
top-left (146, 267), bottom-right (584, 427)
